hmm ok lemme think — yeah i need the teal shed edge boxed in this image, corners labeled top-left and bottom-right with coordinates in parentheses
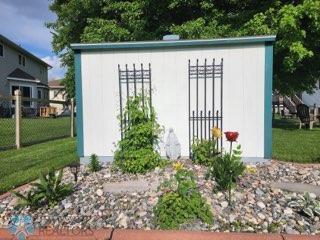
top-left (74, 50), bottom-right (84, 157)
top-left (264, 42), bottom-right (274, 159)
top-left (70, 35), bottom-right (276, 51)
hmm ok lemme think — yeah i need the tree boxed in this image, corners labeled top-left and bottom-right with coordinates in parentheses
top-left (48, 0), bottom-right (320, 96)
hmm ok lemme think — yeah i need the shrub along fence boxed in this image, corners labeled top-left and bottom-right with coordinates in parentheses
top-left (0, 90), bottom-right (75, 151)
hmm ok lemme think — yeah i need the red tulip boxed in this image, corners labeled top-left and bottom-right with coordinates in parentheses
top-left (224, 131), bottom-right (239, 142)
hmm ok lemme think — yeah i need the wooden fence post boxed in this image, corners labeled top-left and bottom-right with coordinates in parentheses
top-left (15, 90), bottom-right (21, 149)
top-left (71, 98), bottom-right (75, 138)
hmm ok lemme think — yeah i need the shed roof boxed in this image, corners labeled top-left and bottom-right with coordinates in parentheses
top-left (70, 35), bottom-right (276, 51)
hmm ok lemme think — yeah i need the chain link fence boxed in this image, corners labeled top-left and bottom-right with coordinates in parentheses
top-left (0, 96), bottom-right (15, 150)
top-left (0, 93), bottom-right (75, 151)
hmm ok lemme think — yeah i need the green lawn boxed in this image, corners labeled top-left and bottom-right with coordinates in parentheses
top-left (272, 117), bottom-right (320, 163)
top-left (0, 116), bottom-right (319, 194)
top-left (0, 117), bottom-right (72, 150)
top-left (0, 138), bottom-right (78, 194)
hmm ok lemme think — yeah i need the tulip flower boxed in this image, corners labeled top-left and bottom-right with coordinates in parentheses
top-left (212, 127), bottom-right (222, 139)
top-left (225, 131), bottom-right (239, 142)
top-left (224, 131), bottom-right (239, 154)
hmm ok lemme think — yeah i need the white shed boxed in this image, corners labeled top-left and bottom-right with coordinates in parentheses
top-left (71, 35), bottom-right (275, 163)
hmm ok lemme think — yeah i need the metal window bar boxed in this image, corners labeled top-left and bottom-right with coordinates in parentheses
top-left (118, 63), bottom-right (152, 139)
top-left (188, 58), bottom-right (224, 157)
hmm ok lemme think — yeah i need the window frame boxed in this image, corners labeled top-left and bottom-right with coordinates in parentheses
top-left (0, 43), bottom-right (4, 58)
top-left (11, 84), bottom-right (33, 108)
top-left (18, 54), bottom-right (26, 66)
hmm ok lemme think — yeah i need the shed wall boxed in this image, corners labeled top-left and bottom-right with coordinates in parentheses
top-left (80, 44), bottom-right (265, 160)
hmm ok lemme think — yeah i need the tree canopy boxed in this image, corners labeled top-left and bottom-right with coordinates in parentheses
top-left (48, 0), bottom-right (320, 96)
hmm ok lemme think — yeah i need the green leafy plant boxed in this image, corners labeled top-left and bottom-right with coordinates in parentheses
top-left (89, 154), bottom-right (102, 172)
top-left (207, 145), bottom-right (245, 205)
top-left (191, 139), bottom-right (219, 166)
top-left (288, 192), bottom-right (320, 219)
top-left (13, 169), bottom-right (73, 209)
top-left (154, 169), bottom-right (213, 229)
top-left (12, 190), bottom-right (43, 210)
top-left (114, 94), bottom-right (163, 174)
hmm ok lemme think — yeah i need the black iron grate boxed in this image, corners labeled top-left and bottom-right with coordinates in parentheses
top-left (118, 63), bottom-right (152, 139)
top-left (188, 58), bottom-right (224, 157)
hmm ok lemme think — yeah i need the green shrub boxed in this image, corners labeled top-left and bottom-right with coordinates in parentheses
top-left (89, 154), bottom-right (102, 172)
top-left (191, 139), bottom-right (219, 166)
top-left (154, 169), bottom-right (213, 229)
top-left (206, 145), bottom-right (245, 204)
top-left (114, 94), bottom-right (163, 174)
top-left (13, 169), bottom-right (73, 209)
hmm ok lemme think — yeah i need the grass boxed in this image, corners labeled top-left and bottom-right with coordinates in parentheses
top-left (272, 117), bottom-right (320, 163)
top-left (0, 115), bottom-right (318, 194)
top-left (0, 138), bottom-right (78, 194)
top-left (0, 117), bottom-right (72, 150)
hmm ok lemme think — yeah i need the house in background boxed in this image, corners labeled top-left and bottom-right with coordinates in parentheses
top-left (302, 81), bottom-right (320, 107)
top-left (49, 79), bottom-right (70, 115)
top-left (0, 34), bottom-right (51, 110)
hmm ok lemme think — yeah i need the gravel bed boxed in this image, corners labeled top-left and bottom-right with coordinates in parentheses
top-left (0, 160), bottom-right (319, 234)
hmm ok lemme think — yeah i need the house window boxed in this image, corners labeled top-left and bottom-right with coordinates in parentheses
top-left (11, 85), bottom-right (32, 107)
top-left (38, 90), bottom-right (42, 99)
top-left (19, 54), bottom-right (26, 66)
top-left (0, 43), bottom-right (3, 57)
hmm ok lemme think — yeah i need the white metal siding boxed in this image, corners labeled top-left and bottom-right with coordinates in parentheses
top-left (81, 44), bottom-right (265, 158)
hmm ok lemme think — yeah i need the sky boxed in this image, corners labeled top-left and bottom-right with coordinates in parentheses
top-left (0, 0), bottom-right (65, 80)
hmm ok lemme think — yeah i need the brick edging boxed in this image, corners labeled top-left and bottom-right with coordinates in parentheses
top-left (0, 228), bottom-right (319, 240)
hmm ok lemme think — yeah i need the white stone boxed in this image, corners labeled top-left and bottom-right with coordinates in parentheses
top-left (257, 202), bottom-right (266, 209)
top-left (309, 192), bottom-right (316, 199)
top-left (138, 211), bottom-right (147, 217)
top-left (257, 213), bottom-right (266, 220)
top-left (104, 173), bottom-right (111, 179)
top-left (116, 213), bottom-right (128, 228)
top-left (229, 214), bottom-right (236, 223)
top-left (220, 201), bottom-right (228, 208)
top-left (96, 189), bottom-right (104, 197)
top-left (64, 202), bottom-right (72, 209)
top-left (283, 208), bottom-right (293, 216)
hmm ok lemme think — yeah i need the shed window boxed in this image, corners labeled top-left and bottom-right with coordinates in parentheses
top-left (0, 43), bottom-right (3, 57)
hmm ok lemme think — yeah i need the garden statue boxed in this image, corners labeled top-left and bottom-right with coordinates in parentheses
top-left (165, 128), bottom-right (181, 159)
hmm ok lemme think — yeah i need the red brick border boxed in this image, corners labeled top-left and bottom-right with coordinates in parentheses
top-left (0, 228), bottom-right (319, 240)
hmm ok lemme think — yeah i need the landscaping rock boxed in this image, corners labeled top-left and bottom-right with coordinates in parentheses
top-left (0, 160), bottom-right (319, 235)
top-left (257, 202), bottom-right (266, 210)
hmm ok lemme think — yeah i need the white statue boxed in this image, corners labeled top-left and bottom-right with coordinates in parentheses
top-left (165, 128), bottom-right (181, 160)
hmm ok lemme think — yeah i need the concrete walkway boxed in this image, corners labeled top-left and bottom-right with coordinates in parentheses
top-left (270, 182), bottom-right (320, 196)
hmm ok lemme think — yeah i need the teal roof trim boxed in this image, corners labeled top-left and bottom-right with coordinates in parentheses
top-left (70, 35), bottom-right (276, 51)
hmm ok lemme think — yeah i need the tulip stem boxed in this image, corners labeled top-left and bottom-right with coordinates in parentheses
top-left (229, 141), bottom-right (233, 155)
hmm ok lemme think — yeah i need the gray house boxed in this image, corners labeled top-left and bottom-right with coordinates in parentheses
top-left (0, 34), bottom-right (51, 110)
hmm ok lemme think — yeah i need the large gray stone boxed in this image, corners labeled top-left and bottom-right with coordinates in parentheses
top-left (270, 182), bottom-right (320, 196)
top-left (102, 178), bottom-right (159, 193)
